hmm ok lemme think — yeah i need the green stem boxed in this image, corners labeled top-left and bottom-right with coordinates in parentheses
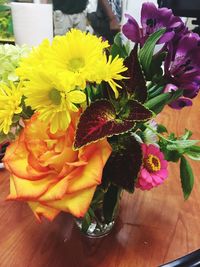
top-left (85, 86), bottom-right (90, 107)
top-left (21, 110), bottom-right (30, 119)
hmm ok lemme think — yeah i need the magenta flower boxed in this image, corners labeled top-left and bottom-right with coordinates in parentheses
top-left (122, 2), bottom-right (183, 46)
top-left (164, 33), bottom-right (200, 108)
top-left (136, 144), bottom-right (168, 190)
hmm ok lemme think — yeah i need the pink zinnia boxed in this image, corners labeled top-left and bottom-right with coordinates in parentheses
top-left (136, 144), bottom-right (168, 190)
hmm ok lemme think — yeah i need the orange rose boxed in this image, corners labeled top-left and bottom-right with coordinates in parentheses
top-left (3, 114), bottom-right (112, 221)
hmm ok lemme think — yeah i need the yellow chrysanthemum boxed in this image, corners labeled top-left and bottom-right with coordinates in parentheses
top-left (96, 55), bottom-right (128, 98)
top-left (23, 70), bottom-right (86, 134)
top-left (17, 29), bottom-right (127, 98)
top-left (16, 39), bottom-right (51, 79)
top-left (0, 82), bottom-right (22, 134)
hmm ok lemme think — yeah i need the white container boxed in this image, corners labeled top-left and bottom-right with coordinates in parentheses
top-left (11, 2), bottom-right (53, 47)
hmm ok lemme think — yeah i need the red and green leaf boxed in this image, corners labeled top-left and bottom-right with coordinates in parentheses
top-left (73, 100), bottom-right (135, 150)
top-left (122, 44), bottom-right (147, 103)
top-left (74, 99), bottom-right (153, 150)
top-left (120, 100), bottom-right (153, 121)
top-left (102, 135), bottom-right (143, 192)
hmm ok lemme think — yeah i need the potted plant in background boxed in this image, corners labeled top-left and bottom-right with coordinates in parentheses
top-left (0, 2), bottom-right (200, 238)
top-left (0, 0), bottom-right (13, 41)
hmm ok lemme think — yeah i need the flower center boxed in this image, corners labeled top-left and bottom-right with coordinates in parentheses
top-left (144, 154), bottom-right (161, 172)
top-left (48, 88), bottom-right (61, 105)
top-left (146, 18), bottom-right (156, 28)
top-left (68, 57), bottom-right (85, 72)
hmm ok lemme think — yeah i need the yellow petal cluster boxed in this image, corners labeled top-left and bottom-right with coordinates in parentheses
top-left (16, 29), bottom-right (127, 133)
top-left (0, 82), bottom-right (22, 134)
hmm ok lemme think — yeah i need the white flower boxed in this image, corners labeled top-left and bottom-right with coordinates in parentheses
top-left (143, 120), bottom-right (159, 146)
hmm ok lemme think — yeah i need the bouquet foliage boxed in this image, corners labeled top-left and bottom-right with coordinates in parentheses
top-left (0, 3), bottom-right (200, 231)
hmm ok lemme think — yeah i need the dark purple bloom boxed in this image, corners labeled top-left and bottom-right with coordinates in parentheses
top-left (164, 84), bottom-right (193, 109)
top-left (169, 98), bottom-right (193, 109)
top-left (122, 2), bottom-right (183, 46)
top-left (164, 32), bottom-right (200, 108)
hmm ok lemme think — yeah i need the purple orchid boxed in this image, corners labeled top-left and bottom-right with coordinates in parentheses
top-left (164, 33), bottom-right (200, 108)
top-left (122, 2), bottom-right (183, 46)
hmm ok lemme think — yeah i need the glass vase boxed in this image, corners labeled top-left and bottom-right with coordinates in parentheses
top-left (75, 184), bottom-right (122, 238)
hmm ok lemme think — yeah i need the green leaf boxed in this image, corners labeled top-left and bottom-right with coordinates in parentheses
top-left (145, 89), bottom-right (183, 114)
top-left (185, 146), bottom-right (200, 161)
top-left (103, 184), bottom-right (121, 223)
top-left (157, 124), bottom-right (168, 133)
top-left (186, 151), bottom-right (200, 161)
top-left (187, 146), bottom-right (200, 153)
top-left (81, 212), bottom-right (91, 233)
top-left (0, 5), bottom-right (10, 12)
top-left (167, 140), bottom-right (199, 151)
top-left (180, 129), bottom-right (193, 140)
top-left (147, 51), bottom-right (167, 81)
top-left (159, 140), bottom-right (181, 162)
top-left (110, 33), bottom-right (129, 58)
top-left (180, 156), bottom-right (194, 200)
top-left (148, 85), bottom-right (165, 99)
top-left (139, 28), bottom-right (166, 75)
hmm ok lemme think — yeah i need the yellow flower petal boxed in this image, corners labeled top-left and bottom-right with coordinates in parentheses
top-left (68, 90), bottom-right (86, 103)
top-left (45, 186), bottom-right (96, 217)
top-left (28, 202), bottom-right (59, 222)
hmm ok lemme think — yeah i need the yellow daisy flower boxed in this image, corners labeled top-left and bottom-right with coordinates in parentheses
top-left (23, 70), bottom-right (86, 134)
top-left (16, 39), bottom-right (51, 79)
top-left (46, 29), bottom-right (110, 89)
top-left (96, 55), bottom-right (128, 98)
top-left (17, 29), bottom-right (127, 97)
top-left (0, 82), bottom-right (23, 134)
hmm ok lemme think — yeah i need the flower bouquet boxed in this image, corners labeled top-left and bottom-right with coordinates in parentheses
top-left (0, 2), bottom-right (200, 238)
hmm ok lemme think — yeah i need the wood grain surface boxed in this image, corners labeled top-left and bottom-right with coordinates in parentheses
top-left (0, 96), bottom-right (200, 267)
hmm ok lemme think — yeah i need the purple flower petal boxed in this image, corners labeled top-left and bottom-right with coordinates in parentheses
top-left (141, 2), bottom-right (158, 28)
top-left (176, 33), bottom-right (200, 58)
top-left (141, 2), bottom-right (182, 44)
top-left (122, 3), bottom-right (184, 46)
top-left (169, 98), bottom-right (193, 109)
top-left (159, 31), bottom-right (175, 44)
top-left (122, 14), bottom-right (140, 43)
top-left (164, 32), bottom-right (200, 104)
top-left (183, 83), bottom-right (200, 98)
top-left (164, 83), bottom-right (178, 93)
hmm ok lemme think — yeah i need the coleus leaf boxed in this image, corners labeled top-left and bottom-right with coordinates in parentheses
top-left (74, 100), bottom-right (153, 149)
top-left (122, 44), bottom-right (147, 103)
top-left (102, 134), bottom-right (143, 192)
top-left (120, 100), bottom-right (153, 121)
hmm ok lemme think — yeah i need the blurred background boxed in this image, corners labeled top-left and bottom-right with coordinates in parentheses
top-left (0, 0), bottom-right (199, 45)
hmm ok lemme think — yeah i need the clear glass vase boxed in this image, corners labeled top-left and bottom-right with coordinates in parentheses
top-left (75, 185), bottom-right (122, 238)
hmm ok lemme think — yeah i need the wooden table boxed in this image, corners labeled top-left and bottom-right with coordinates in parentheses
top-left (0, 96), bottom-right (200, 267)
